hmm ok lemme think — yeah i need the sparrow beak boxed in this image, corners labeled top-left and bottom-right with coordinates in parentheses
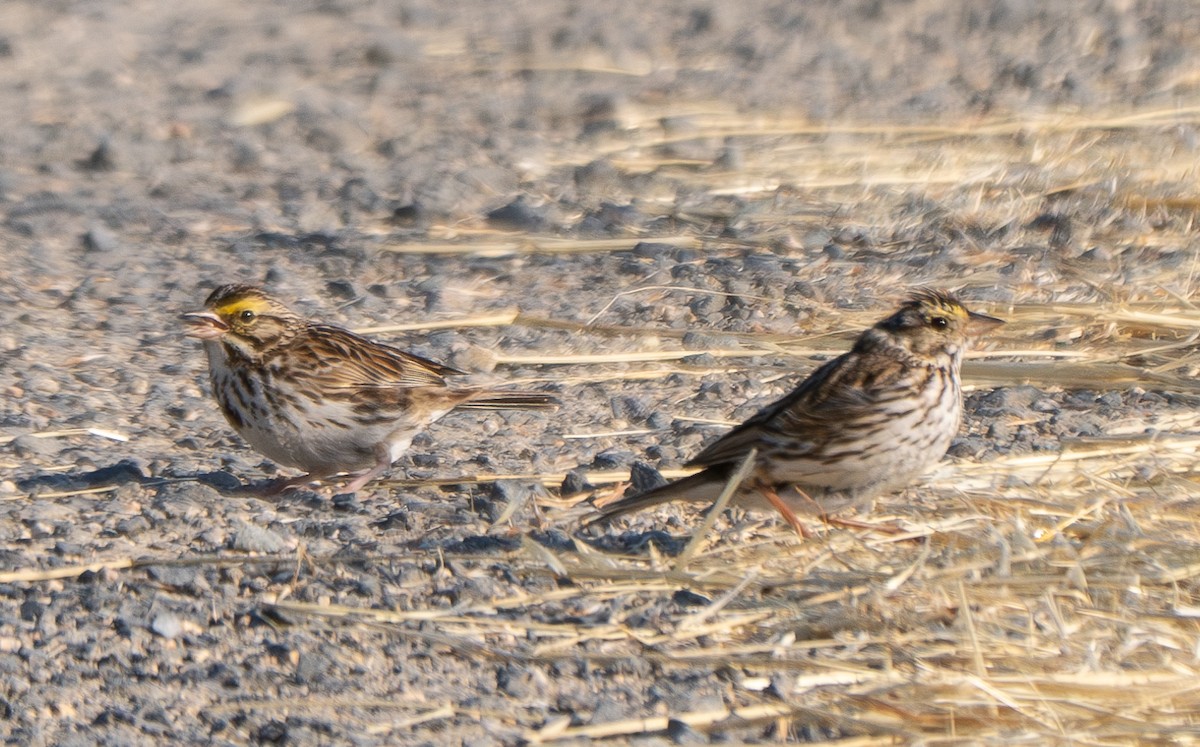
top-left (181, 311), bottom-right (228, 340)
top-left (966, 310), bottom-right (1005, 336)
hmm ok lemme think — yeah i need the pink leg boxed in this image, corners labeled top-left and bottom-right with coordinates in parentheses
top-left (337, 445), bottom-right (393, 494)
top-left (754, 481), bottom-right (810, 539)
top-left (785, 487), bottom-right (902, 535)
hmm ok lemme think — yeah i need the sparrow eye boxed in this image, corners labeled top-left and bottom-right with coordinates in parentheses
top-left (931, 316), bottom-right (949, 329)
top-left (239, 309), bottom-right (256, 323)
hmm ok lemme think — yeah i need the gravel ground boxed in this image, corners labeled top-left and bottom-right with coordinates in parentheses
top-left (3, 1), bottom-right (1200, 744)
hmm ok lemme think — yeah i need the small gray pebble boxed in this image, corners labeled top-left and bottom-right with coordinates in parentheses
top-left (592, 448), bottom-right (635, 469)
top-left (150, 613), bottom-right (182, 640)
top-left (561, 469), bottom-right (595, 496)
top-left (78, 138), bottom-right (116, 171)
top-left (988, 421), bottom-right (1015, 441)
top-left (156, 481), bottom-right (222, 506)
top-left (294, 651), bottom-right (333, 685)
top-left (486, 196), bottom-right (548, 230)
top-left (82, 224), bottom-right (119, 252)
top-left (20, 598), bottom-right (43, 622)
top-left (574, 158), bottom-right (621, 192)
top-left (147, 565), bottom-right (198, 590)
top-left (116, 515), bottom-right (151, 536)
top-left (11, 434), bottom-right (61, 459)
top-left (53, 541), bottom-right (86, 557)
top-left (231, 523), bottom-right (288, 553)
top-left (823, 243), bottom-right (847, 259)
top-left (631, 241), bottom-right (676, 258)
top-left (667, 719), bottom-right (706, 745)
top-left (1079, 246), bottom-right (1112, 261)
top-left (25, 376), bottom-right (59, 395)
top-left (742, 253), bottom-right (781, 271)
top-left (647, 411), bottom-right (673, 429)
top-left (681, 331), bottom-right (740, 351)
top-left (1031, 398), bottom-right (1060, 413)
top-left (1098, 391), bottom-right (1124, 408)
top-left (497, 664), bottom-right (534, 698)
top-left (610, 395), bottom-right (649, 421)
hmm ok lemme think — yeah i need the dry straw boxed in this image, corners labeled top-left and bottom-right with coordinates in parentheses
top-left (12, 104), bottom-right (1200, 741)
top-left (20, 287), bottom-right (1198, 741)
top-left (12, 287), bottom-right (1200, 741)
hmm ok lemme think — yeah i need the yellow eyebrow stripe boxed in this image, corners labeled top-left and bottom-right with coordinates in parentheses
top-left (214, 297), bottom-right (272, 316)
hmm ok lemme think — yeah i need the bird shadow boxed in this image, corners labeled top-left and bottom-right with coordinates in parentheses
top-left (574, 528), bottom-right (690, 557)
top-left (17, 459), bottom-right (152, 496)
top-left (14, 460), bottom-right (314, 502)
top-left (14, 463), bottom-right (691, 564)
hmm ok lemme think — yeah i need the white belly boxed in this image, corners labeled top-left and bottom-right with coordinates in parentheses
top-left (204, 342), bottom-right (409, 475)
top-left (762, 370), bottom-right (961, 496)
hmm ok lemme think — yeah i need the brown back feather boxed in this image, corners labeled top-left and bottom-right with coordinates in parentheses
top-left (288, 324), bottom-right (465, 390)
top-left (687, 336), bottom-right (910, 468)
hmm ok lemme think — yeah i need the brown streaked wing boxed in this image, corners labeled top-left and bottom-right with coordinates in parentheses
top-left (289, 324), bottom-right (466, 390)
top-left (686, 349), bottom-right (909, 468)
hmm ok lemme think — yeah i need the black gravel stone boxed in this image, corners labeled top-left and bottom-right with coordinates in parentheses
top-left (486, 196), bottom-right (548, 230)
top-left (560, 469), bottom-right (595, 496)
top-left (628, 461), bottom-right (668, 493)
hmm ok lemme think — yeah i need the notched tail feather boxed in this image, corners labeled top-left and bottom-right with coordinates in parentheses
top-left (590, 467), bottom-right (732, 523)
top-left (457, 390), bottom-right (558, 410)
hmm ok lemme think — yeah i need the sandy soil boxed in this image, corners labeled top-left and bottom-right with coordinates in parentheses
top-left (4, 1), bottom-right (1200, 744)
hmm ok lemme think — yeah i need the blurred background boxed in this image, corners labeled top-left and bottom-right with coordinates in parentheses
top-left (3, 0), bottom-right (1198, 245)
